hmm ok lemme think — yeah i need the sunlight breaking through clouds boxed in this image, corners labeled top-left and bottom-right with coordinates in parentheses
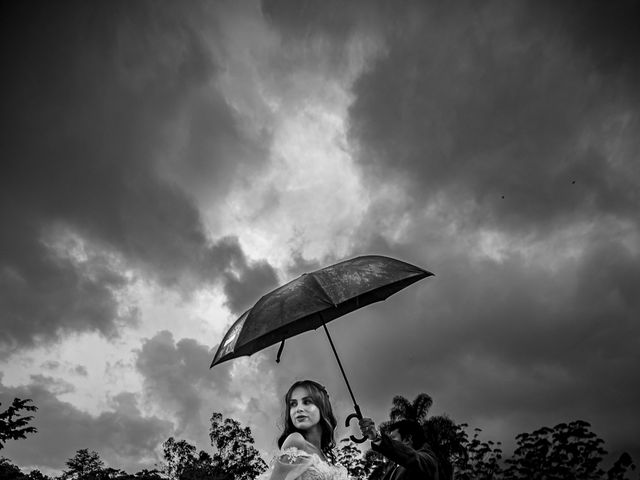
top-left (217, 80), bottom-right (371, 269)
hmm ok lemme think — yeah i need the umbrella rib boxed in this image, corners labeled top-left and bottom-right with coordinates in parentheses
top-left (307, 272), bottom-right (337, 307)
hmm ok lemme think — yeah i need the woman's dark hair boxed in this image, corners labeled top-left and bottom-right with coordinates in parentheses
top-left (388, 419), bottom-right (426, 449)
top-left (277, 380), bottom-right (337, 463)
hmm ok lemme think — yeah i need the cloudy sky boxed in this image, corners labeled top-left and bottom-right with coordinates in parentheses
top-left (2, 0), bottom-right (639, 475)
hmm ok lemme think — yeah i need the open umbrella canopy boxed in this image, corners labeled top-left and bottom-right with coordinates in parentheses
top-left (211, 255), bottom-right (433, 367)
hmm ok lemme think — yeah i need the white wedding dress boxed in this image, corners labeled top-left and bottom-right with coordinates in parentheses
top-left (258, 432), bottom-right (351, 480)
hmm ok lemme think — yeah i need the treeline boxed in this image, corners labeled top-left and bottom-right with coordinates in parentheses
top-left (1, 402), bottom-right (264, 480)
top-left (336, 394), bottom-right (639, 480)
top-left (2, 396), bottom-right (638, 479)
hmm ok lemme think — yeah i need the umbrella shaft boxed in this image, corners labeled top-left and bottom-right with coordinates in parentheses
top-left (322, 322), bottom-right (360, 411)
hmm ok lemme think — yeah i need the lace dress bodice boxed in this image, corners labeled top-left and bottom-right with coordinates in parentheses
top-left (258, 434), bottom-right (350, 480)
top-left (281, 446), bottom-right (349, 480)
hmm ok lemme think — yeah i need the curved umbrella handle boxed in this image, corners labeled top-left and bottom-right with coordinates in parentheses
top-left (345, 406), bottom-right (368, 444)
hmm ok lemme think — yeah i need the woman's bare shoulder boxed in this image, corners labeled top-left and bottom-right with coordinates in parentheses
top-left (281, 432), bottom-right (308, 451)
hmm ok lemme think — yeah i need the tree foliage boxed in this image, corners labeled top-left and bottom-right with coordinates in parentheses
top-left (1, 457), bottom-right (27, 479)
top-left (422, 414), bottom-right (466, 480)
top-left (0, 398), bottom-right (37, 450)
top-left (1, 400), bottom-right (637, 480)
top-left (382, 393), bottom-right (461, 479)
top-left (161, 437), bottom-right (226, 480)
top-left (335, 438), bottom-right (385, 480)
top-left (607, 452), bottom-right (636, 480)
top-left (362, 449), bottom-right (387, 480)
top-left (455, 420), bottom-right (637, 480)
top-left (62, 449), bottom-right (105, 479)
top-left (208, 412), bottom-right (267, 480)
top-left (454, 426), bottom-right (503, 480)
top-left (370, 394), bottom-right (635, 480)
top-left (502, 420), bottom-right (635, 480)
top-left (389, 393), bottom-right (433, 424)
top-left (27, 470), bottom-right (53, 480)
top-left (160, 412), bottom-right (269, 480)
top-left (127, 469), bottom-right (164, 479)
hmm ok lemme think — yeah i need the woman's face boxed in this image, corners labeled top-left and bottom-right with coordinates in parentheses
top-left (289, 386), bottom-right (321, 431)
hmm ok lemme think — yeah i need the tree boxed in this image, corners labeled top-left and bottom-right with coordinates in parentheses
top-left (381, 393), bottom-right (463, 479)
top-left (422, 414), bottom-right (469, 479)
top-left (336, 438), bottom-right (371, 480)
top-left (161, 437), bottom-right (224, 480)
top-left (389, 393), bottom-right (433, 424)
top-left (26, 471), bottom-right (48, 480)
top-left (63, 449), bottom-right (105, 479)
top-left (451, 420), bottom-right (638, 480)
top-left (607, 452), bottom-right (637, 480)
top-left (454, 426), bottom-right (503, 480)
top-left (1, 457), bottom-right (27, 479)
top-left (0, 398), bottom-right (37, 449)
top-left (362, 449), bottom-right (387, 480)
top-left (0, 460), bottom-right (53, 480)
top-left (162, 437), bottom-right (198, 479)
top-left (503, 420), bottom-right (609, 480)
top-left (130, 469), bottom-right (164, 480)
top-left (208, 412), bottom-right (267, 480)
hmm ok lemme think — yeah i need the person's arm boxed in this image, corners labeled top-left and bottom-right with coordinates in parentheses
top-left (359, 418), bottom-right (438, 478)
top-left (371, 434), bottom-right (439, 477)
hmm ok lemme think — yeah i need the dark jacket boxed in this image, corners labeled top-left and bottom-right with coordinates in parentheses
top-left (371, 433), bottom-right (440, 480)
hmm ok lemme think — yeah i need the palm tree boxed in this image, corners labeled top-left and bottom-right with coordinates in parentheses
top-left (389, 393), bottom-right (433, 424)
top-left (359, 394), bottom-right (434, 480)
top-left (384, 393), bottom-right (463, 480)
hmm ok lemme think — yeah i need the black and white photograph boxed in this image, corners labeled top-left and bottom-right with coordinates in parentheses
top-left (1, 1), bottom-right (639, 479)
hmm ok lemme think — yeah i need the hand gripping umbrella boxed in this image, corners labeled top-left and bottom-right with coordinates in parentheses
top-left (210, 255), bottom-right (433, 442)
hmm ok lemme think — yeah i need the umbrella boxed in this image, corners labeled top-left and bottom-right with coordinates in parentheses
top-left (210, 255), bottom-right (433, 442)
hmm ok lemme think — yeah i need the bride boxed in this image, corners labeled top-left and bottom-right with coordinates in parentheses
top-left (260, 379), bottom-right (350, 480)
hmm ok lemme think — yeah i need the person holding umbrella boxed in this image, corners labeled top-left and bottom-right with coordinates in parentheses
top-left (259, 379), bottom-right (350, 480)
top-left (359, 417), bottom-right (444, 480)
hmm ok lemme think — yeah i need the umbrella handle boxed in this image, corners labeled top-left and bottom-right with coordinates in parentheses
top-left (345, 406), bottom-right (368, 444)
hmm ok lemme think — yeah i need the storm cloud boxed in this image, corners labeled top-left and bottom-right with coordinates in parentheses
top-left (0, 1), bottom-right (276, 356)
top-left (0, 376), bottom-right (172, 474)
top-left (261, 0), bottom-right (640, 462)
top-left (135, 330), bottom-right (279, 453)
